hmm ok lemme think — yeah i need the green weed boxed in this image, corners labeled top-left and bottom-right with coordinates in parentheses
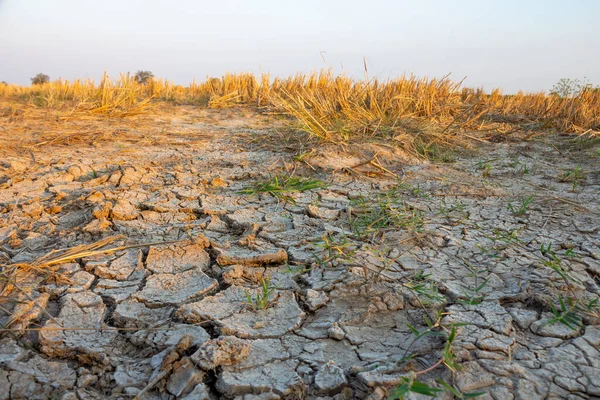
top-left (547, 295), bottom-right (583, 330)
top-left (313, 233), bottom-right (356, 267)
top-left (389, 324), bottom-right (484, 399)
top-left (350, 190), bottom-right (424, 239)
top-left (435, 379), bottom-right (485, 399)
top-left (415, 141), bottom-right (456, 163)
top-left (559, 166), bottom-right (586, 191)
top-left (388, 375), bottom-right (443, 399)
top-left (239, 174), bottom-right (326, 202)
top-left (404, 271), bottom-right (445, 306)
top-left (245, 277), bottom-right (276, 311)
top-left (507, 195), bottom-right (534, 216)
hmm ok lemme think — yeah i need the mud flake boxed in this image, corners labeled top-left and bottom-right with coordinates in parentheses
top-left (113, 298), bottom-right (173, 328)
top-left (133, 268), bottom-right (218, 307)
top-left (39, 291), bottom-right (117, 362)
top-left (213, 240), bottom-right (288, 266)
top-left (178, 287), bottom-right (304, 339)
top-left (191, 336), bottom-right (251, 370)
top-left (146, 239), bottom-right (210, 274)
top-left (111, 199), bottom-right (139, 221)
top-left (216, 359), bottom-right (305, 398)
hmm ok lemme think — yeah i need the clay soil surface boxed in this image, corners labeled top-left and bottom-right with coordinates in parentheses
top-left (1, 103), bottom-right (599, 399)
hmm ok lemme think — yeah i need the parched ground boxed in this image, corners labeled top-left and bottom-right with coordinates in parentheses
top-left (0, 103), bottom-right (599, 400)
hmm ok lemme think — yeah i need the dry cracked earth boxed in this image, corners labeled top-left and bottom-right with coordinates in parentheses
top-left (0, 105), bottom-right (599, 399)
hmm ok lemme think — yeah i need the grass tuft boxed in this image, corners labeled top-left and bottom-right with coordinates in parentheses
top-left (239, 175), bottom-right (326, 201)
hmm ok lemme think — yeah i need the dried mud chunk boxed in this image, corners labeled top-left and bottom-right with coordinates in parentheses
top-left (7, 292), bottom-right (50, 331)
top-left (180, 383), bottom-right (212, 400)
top-left (6, 355), bottom-right (76, 393)
top-left (531, 313), bottom-right (582, 339)
top-left (306, 204), bottom-right (340, 221)
top-left (113, 361), bottom-right (152, 388)
top-left (176, 286), bottom-right (249, 322)
top-left (221, 265), bottom-right (266, 286)
top-left (39, 291), bottom-right (117, 363)
top-left (303, 289), bottom-right (330, 312)
top-left (146, 239), bottom-right (210, 274)
top-left (130, 323), bottom-right (210, 349)
top-left (111, 199), bottom-right (139, 221)
top-left (93, 279), bottom-right (140, 303)
top-left (82, 218), bottom-right (112, 234)
top-left (573, 215), bottom-right (600, 234)
top-left (443, 301), bottom-right (513, 335)
top-left (167, 357), bottom-right (205, 397)
top-left (87, 249), bottom-right (143, 281)
top-left (314, 360), bottom-right (347, 395)
top-left (119, 167), bottom-right (144, 186)
top-left (0, 338), bottom-right (26, 363)
top-left (216, 359), bottom-right (305, 398)
top-left (191, 336), bottom-right (251, 370)
top-left (223, 208), bottom-right (265, 231)
top-left (21, 202), bottom-right (44, 218)
top-left (213, 241), bottom-right (288, 267)
top-left (133, 268), bottom-right (218, 307)
top-left (231, 339), bottom-right (290, 370)
top-left (113, 298), bottom-right (173, 328)
top-left (454, 361), bottom-right (497, 393)
top-left (177, 287), bottom-right (305, 339)
top-left (41, 266), bottom-right (95, 298)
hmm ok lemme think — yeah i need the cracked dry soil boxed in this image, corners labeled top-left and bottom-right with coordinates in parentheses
top-left (0, 104), bottom-right (599, 399)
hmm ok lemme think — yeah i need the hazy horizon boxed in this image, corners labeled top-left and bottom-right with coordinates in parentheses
top-left (1, 0), bottom-right (599, 93)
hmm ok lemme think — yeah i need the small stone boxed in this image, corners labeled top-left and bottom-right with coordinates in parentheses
top-left (304, 289), bottom-right (329, 312)
top-left (77, 374), bottom-right (97, 388)
top-left (314, 360), bottom-right (347, 395)
top-left (328, 324), bottom-right (346, 341)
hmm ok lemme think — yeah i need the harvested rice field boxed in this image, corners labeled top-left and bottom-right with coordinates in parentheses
top-left (0, 76), bottom-right (599, 399)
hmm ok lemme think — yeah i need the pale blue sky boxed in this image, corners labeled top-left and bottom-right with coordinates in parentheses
top-left (0, 0), bottom-right (599, 92)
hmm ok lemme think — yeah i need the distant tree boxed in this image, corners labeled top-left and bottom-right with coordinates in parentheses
top-left (134, 70), bottom-right (154, 85)
top-left (550, 77), bottom-right (596, 98)
top-left (0, 81), bottom-right (7, 86)
top-left (31, 73), bottom-right (50, 85)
